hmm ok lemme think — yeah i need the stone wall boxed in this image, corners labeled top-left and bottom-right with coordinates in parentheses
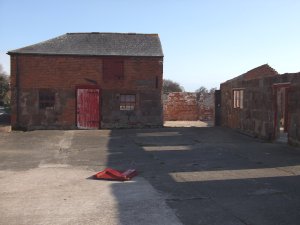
top-left (198, 93), bottom-right (214, 121)
top-left (163, 92), bottom-right (198, 121)
top-left (220, 72), bottom-right (300, 146)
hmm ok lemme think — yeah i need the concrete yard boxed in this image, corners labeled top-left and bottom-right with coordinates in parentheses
top-left (1, 127), bottom-right (300, 225)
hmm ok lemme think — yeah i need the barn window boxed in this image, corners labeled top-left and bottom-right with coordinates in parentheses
top-left (39, 90), bottom-right (55, 109)
top-left (120, 94), bottom-right (136, 111)
top-left (233, 89), bottom-right (244, 109)
top-left (103, 59), bottom-right (124, 81)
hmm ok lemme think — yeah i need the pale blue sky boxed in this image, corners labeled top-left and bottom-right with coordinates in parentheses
top-left (1, 0), bottom-right (300, 91)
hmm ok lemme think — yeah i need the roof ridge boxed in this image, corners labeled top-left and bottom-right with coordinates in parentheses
top-left (7, 34), bottom-right (67, 53)
top-left (7, 32), bottom-right (163, 57)
top-left (66, 32), bottom-right (158, 36)
top-left (244, 63), bottom-right (278, 75)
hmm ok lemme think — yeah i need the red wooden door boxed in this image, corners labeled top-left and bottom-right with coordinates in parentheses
top-left (77, 88), bottom-right (100, 129)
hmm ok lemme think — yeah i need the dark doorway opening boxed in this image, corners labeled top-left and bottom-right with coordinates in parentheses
top-left (273, 83), bottom-right (290, 143)
top-left (214, 90), bottom-right (221, 126)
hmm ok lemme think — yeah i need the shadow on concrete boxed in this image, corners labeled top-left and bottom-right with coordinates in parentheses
top-left (106, 127), bottom-right (300, 225)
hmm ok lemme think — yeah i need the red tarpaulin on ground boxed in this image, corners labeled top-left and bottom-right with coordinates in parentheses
top-left (93, 168), bottom-right (138, 181)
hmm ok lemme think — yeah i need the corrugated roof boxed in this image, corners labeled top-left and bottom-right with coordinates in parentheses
top-left (7, 33), bottom-right (164, 57)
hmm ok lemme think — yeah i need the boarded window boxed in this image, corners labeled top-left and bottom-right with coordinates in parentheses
top-left (233, 89), bottom-right (244, 109)
top-left (103, 59), bottom-right (124, 81)
top-left (39, 90), bottom-right (55, 109)
top-left (120, 94), bottom-right (136, 111)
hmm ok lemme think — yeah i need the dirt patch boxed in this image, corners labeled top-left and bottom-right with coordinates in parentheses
top-left (0, 125), bottom-right (11, 132)
top-left (164, 120), bottom-right (213, 127)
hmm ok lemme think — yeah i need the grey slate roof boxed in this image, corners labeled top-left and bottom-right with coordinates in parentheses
top-left (8, 33), bottom-right (164, 57)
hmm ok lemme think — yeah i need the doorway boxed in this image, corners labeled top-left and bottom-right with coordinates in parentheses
top-left (76, 86), bottom-right (101, 129)
top-left (214, 90), bottom-right (221, 126)
top-left (273, 83), bottom-right (290, 143)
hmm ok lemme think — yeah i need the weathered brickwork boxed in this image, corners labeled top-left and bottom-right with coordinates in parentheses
top-left (220, 66), bottom-right (300, 146)
top-left (164, 92), bottom-right (198, 121)
top-left (198, 93), bottom-right (214, 121)
top-left (10, 55), bottom-right (163, 130)
top-left (163, 92), bottom-right (214, 121)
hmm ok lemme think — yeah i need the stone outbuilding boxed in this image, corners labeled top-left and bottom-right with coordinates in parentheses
top-left (220, 64), bottom-right (300, 146)
top-left (8, 33), bottom-right (164, 130)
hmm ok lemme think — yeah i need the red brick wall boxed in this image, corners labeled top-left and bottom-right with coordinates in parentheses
top-left (11, 55), bottom-right (162, 90)
top-left (163, 92), bottom-right (215, 121)
top-left (164, 92), bottom-right (198, 121)
top-left (10, 54), bottom-right (163, 129)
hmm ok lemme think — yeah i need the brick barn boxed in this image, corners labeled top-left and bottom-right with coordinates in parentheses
top-left (7, 33), bottom-right (164, 130)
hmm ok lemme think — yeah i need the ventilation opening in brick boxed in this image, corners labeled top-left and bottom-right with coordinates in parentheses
top-left (39, 90), bottom-right (55, 109)
top-left (103, 59), bottom-right (124, 81)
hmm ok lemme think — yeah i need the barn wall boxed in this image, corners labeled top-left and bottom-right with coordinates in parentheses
top-left (101, 90), bottom-right (162, 128)
top-left (10, 54), bottom-right (163, 129)
top-left (220, 77), bottom-right (275, 139)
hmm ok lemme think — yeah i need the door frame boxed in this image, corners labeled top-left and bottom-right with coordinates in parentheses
top-left (75, 85), bottom-right (101, 129)
top-left (272, 82), bottom-right (290, 139)
top-left (214, 90), bottom-right (221, 126)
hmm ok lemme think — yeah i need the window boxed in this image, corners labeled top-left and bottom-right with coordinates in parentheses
top-left (233, 89), bottom-right (244, 109)
top-left (39, 90), bottom-right (55, 109)
top-left (103, 59), bottom-right (124, 81)
top-left (120, 94), bottom-right (136, 111)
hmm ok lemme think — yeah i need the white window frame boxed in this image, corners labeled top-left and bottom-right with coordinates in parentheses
top-left (120, 94), bottom-right (136, 111)
top-left (233, 89), bottom-right (244, 109)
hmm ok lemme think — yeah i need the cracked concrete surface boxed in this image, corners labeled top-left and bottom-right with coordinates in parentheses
top-left (0, 168), bottom-right (181, 225)
top-left (0, 130), bottom-right (182, 225)
top-left (1, 127), bottom-right (300, 225)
